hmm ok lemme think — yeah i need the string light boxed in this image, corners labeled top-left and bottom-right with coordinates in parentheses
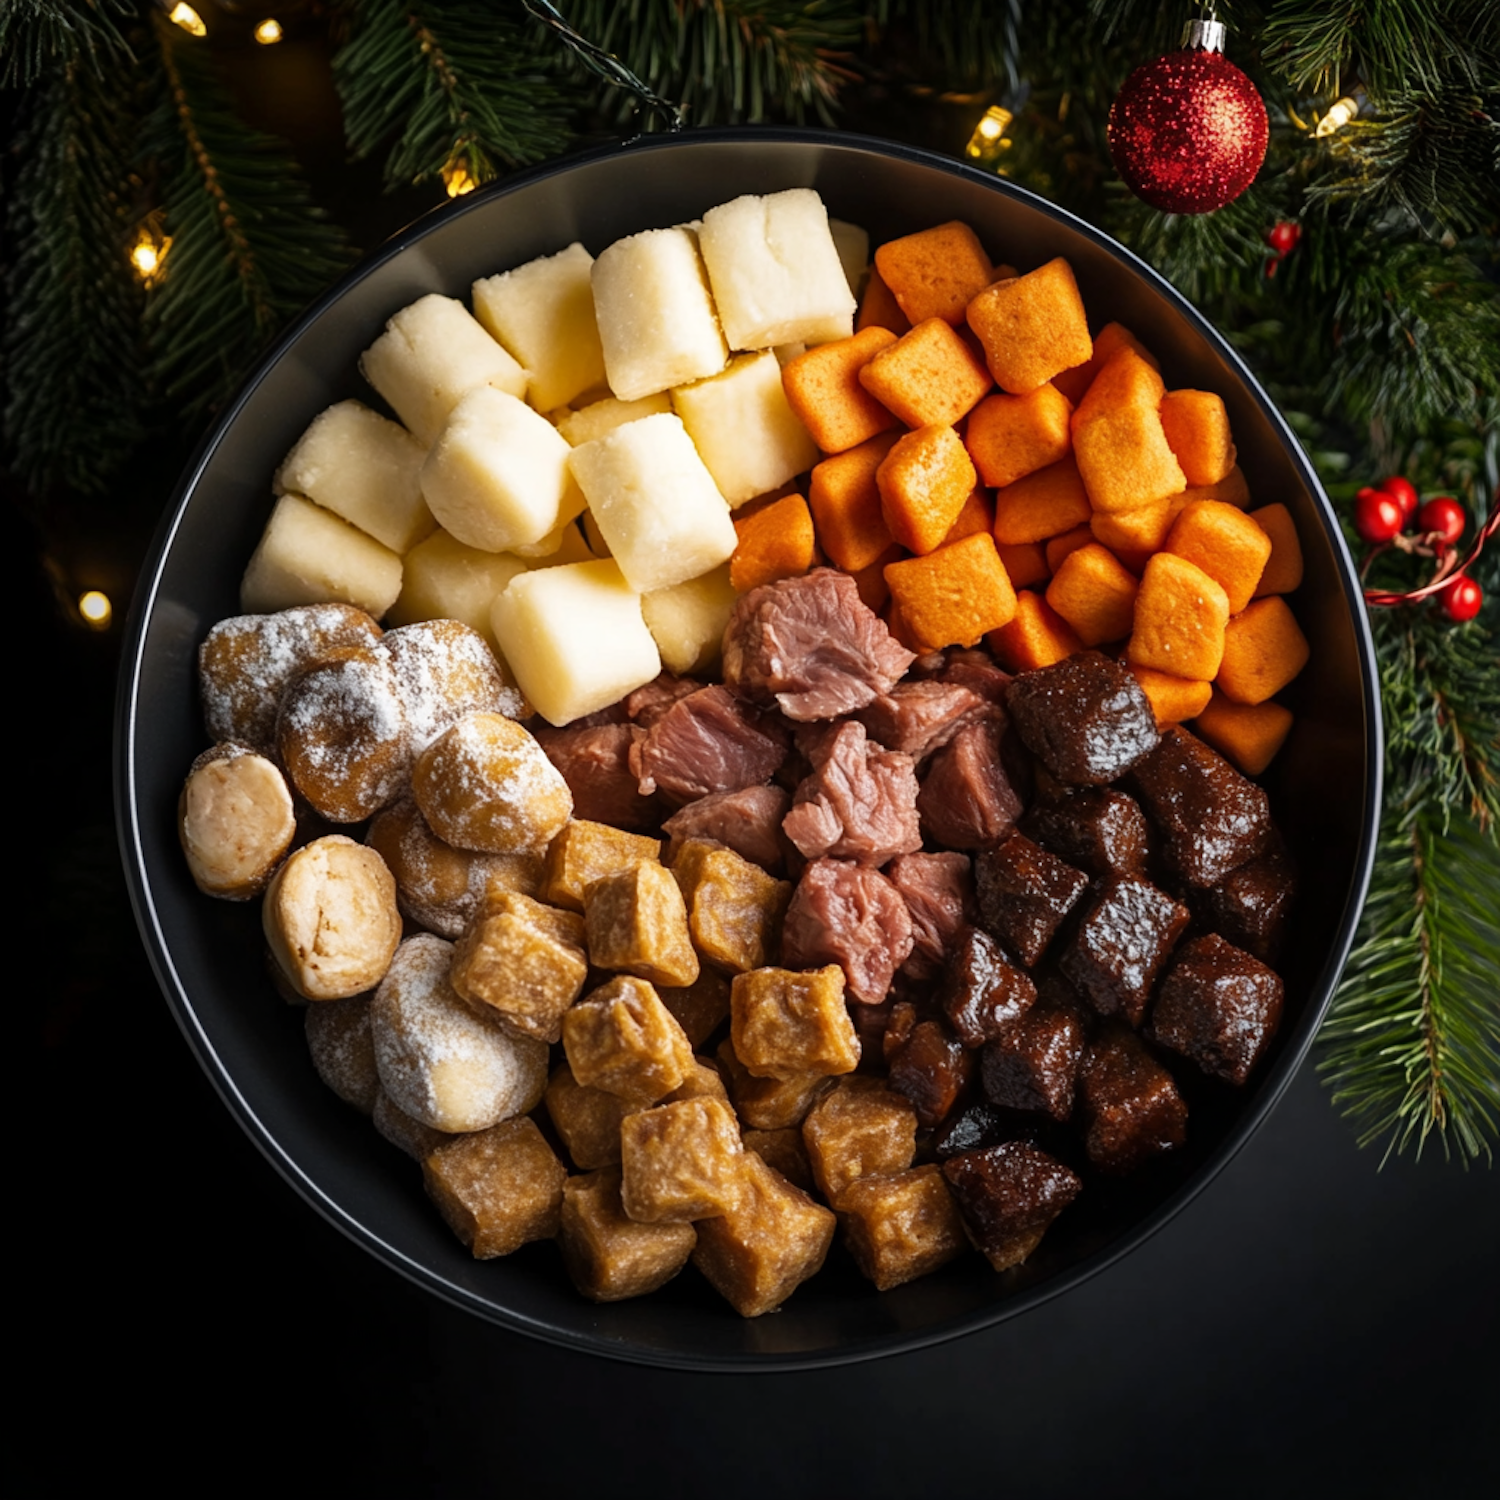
top-left (130, 220), bottom-right (172, 284)
top-left (79, 591), bottom-right (113, 630)
top-left (253, 19), bottom-right (283, 44)
top-left (1314, 95), bottom-right (1359, 137)
top-left (167, 3), bottom-right (208, 36)
top-left (442, 157), bottom-right (479, 198)
top-left (966, 105), bottom-right (1014, 161)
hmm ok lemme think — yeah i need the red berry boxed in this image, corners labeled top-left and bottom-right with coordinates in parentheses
top-left (1354, 488), bottom-right (1404, 544)
top-left (1264, 256), bottom-right (1279, 279)
top-left (1438, 574), bottom-right (1482, 623)
top-left (1380, 475), bottom-right (1418, 519)
top-left (1416, 496), bottom-right (1466, 547)
top-left (1266, 221), bottom-right (1300, 256)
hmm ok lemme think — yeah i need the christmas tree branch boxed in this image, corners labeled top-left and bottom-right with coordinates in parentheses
top-left (0, 0), bottom-right (133, 90)
top-left (334, 0), bottom-right (571, 191)
top-left (144, 13), bottom-right (352, 419)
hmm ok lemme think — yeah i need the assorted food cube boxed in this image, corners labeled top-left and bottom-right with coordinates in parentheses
top-left (184, 187), bottom-right (1312, 1320)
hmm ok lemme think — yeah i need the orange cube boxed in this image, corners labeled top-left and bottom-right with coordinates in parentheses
top-left (1129, 665), bottom-right (1214, 726)
top-left (1193, 692), bottom-right (1295, 775)
top-left (1250, 503), bottom-right (1304, 596)
top-left (781, 328), bottom-right (900, 454)
top-left (996, 540), bottom-right (1050, 589)
top-left (858, 318), bottom-right (993, 429)
top-left (987, 590), bottom-right (1083, 672)
top-left (992, 455), bottom-right (1092, 545)
top-left (1177, 465), bottom-right (1252, 511)
top-left (1044, 523), bottom-right (1096, 574)
top-left (1053, 322), bottom-right (1161, 405)
top-left (966, 258), bottom-right (1093, 394)
top-left (730, 491), bottom-right (818, 592)
top-left (883, 532), bottom-right (1018, 653)
top-left (1127, 552), bottom-right (1231, 682)
top-left (1216, 597), bottom-right (1311, 705)
top-left (877, 424), bottom-right (978, 555)
top-left (1071, 348), bottom-right (1185, 514)
top-left (1159, 390), bottom-right (1237, 486)
top-left (850, 543), bottom-right (904, 613)
top-left (873, 221), bottom-right (994, 327)
top-left (1045, 543), bottom-right (1140, 647)
top-left (807, 429), bottom-right (901, 572)
top-left (939, 485), bottom-right (995, 547)
top-left (856, 267), bottom-right (912, 337)
top-left (964, 385), bottom-right (1073, 488)
top-left (1090, 497), bottom-right (1176, 566)
top-left (1165, 499), bottom-right (1272, 614)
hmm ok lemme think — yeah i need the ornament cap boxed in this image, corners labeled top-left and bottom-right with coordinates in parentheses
top-left (1182, 18), bottom-right (1227, 53)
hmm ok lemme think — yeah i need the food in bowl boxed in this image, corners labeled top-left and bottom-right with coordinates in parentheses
top-left (178, 186), bottom-right (1308, 1318)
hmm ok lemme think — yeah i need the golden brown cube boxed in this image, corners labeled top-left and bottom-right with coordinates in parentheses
top-left (662, 1056), bottom-right (731, 1104)
top-left (544, 1062), bottom-right (632, 1169)
top-left (542, 819), bottom-right (663, 913)
top-left (422, 1117), bottom-right (566, 1259)
top-left (839, 1166), bottom-right (970, 1290)
top-left (561, 975), bottom-right (694, 1106)
top-left (585, 861), bottom-right (700, 988)
top-left (692, 1152), bottom-right (836, 1317)
top-left (619, 1097), bottom-right (747, 1223)
top-left (802, 1076), bottom-right (918, 1204)
top-left (717, 1039), bottom-right (833, 1129)
top-left (657, 968), bottom-right (733, 1049)
top-left (559, 1169), bottom-right (698, 1303)
top-left (673, 839), bottom-right (792, 974)
top-left (741, 1126), bottom-right (815, 1192)
top-left (449, 891), bottom-right (588, 1043)
top-left (730, 965), bottom-right (861, 1081)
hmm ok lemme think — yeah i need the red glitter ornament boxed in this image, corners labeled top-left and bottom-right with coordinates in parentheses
top-left (1108, 22), bottom-right (1269, 215)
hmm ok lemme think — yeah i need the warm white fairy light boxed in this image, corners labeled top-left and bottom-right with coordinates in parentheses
top-left (254, 19), bottom-right (284, 44)
top-left (1314, 95), bottom-right (1359, 137)
top-left (79, 591), bottom-right (113, 629)
top-left (130, 223), bottom-right (172, 284)
top-left (966, 105), bottom-right (1014, 159)
top-left (168, 3), bottom-right (208, 37)
top-left (442, 157), bottom-right (479, 198)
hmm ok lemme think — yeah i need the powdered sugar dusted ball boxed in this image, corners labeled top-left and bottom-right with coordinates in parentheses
top-left (304, 993), bottom-right (380, 1114)
top-left (277, 646), bottom-right (410, 822)
top-left (379, 619), bottom-right (526, 760)
top-left (178, 742), bottom-right (296, 900)
top-left (412, 711), bottom-right (573, 854)
top-left (199, 602), bottom-right (383, 751)
top-left (371, 933), bottom-right (549, 1132)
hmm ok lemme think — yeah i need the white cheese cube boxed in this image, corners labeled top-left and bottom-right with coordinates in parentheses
top-left (591, 227), bottom-right (728, 401)
top-left (698, 189), bottom-right (856, 350)
top-left (387, 528), bottom-right (528, 648)
top-left (829, 218), bottom-right (871, 299)
top-left (240, 493), bottom-right (402, 617)
top-left (420, 386), bottom-right (585, 554)
top-left (490, 559), bottom-right (660, 726)
top-left (360, 293), bottom-right (528, 445)
top-left (641, 564), bottom-right (739, 676)
top-left (672, 350), bottom-right (819, 508)
top-left (520, 521), bottom-right (598, 567)
top-left (273, 400), bottom-right (435, 554)
top-left (567, 413), bottom-right (736, 594)
top-left (472, 243), bottom-right (606, 413)
top-left (556, 391), bottom-right (673, 447)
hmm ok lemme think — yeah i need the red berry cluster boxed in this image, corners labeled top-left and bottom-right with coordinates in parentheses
top-left (1354, 476), bottom-right (1484, 622)
top-left (1264, 220), bottom-right (1301, 279)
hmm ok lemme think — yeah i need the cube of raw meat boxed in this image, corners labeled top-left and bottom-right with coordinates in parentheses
top-left (780, 857), bottom-right (915, 1005)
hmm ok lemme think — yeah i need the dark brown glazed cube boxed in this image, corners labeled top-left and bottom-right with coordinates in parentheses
top-left (1061, 876), bottom-right (1190, 1026)
top-left (932, 1102), bottom-right (1010, 1159)
top-left (1023, 786), bottom-right (1149, 879)
top-left (1128, 726), bottom-right (1271, 888)
top-left (974, 834), bottom-right (1089, 968)
top-left (941, 925), bottom-right (1039, 1048)
top-left (1149, 933), bottom-right (1285, 1085)
top-left (941, 1140), bottom-right (1082, 1271)
top-left (839, 1166), bottom-right (970, 1290)
top-left (1004, 651), bottom-right (1160, 786)
top-left (1078, 1026), bottom-right (1188, 1173)
top-left (981, 1002), bottom-right (1087, 1122)
top-left (886, 1018), bottom-right (973, 1127)
top-left (1194, 832), bottom-right (1297, 963)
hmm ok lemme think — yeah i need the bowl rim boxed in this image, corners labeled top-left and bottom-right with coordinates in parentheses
top-left (115, 124), bottom-right (1384, 1372)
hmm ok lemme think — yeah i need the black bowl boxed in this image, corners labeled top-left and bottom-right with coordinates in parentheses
top-left (116, 128), bottom-right (1381, 1370)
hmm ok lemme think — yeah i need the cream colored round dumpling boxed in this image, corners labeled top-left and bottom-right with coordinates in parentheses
top-left (366, 797), bottom-right (544, 938)
top-left (380, 619), bottom-right (526, 759)
top-left (412, 711), bottom-right (572, 854)
top-left (276, 646), bottom-right (410, 822)
top-left (179, 743), bottom-right (296, 899)
top-left (263, 834), bottom-right (402, 1001)
top-left (304, 994), bottom-right (380, 1114)
top-left (371, 933), bottom-right (549, 1132)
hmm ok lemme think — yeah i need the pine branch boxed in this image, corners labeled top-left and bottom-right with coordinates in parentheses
top-left (335, 0), bottom-right (571, 191)
top-left (874, 1), bottom-right (1023, 95)
top-left (144, 14), bottom-right (353, 420)
top-left (1319, 805), bottom-right (1499, 1167)
top-left (0, 0), bottom-right (133, 90)
top-left (559, 0), bottom-right (861, 128)
top-left (1, 58), bottom-right (146, 495)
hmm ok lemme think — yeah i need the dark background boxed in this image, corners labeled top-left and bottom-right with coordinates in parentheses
top-left (11, 21), bottom-right (1497, 1496)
